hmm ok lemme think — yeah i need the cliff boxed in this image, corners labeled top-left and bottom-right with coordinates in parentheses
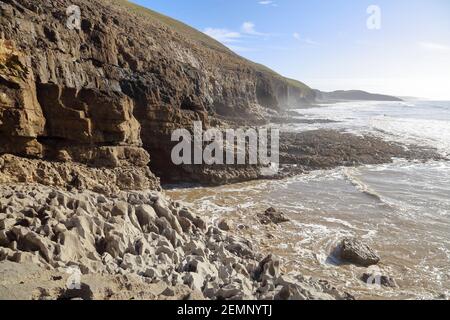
top-left (0, 0), bottom-right (314, 184)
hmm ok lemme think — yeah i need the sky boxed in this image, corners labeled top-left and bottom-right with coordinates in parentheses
top-left (130, 0), bottom-right (450, 100)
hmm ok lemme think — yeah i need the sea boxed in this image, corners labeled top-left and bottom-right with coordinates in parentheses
top-left (168, 100), bottom-right (450, 299)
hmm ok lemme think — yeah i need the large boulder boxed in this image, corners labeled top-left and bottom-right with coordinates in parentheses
top-left (338, 238), bottom-right (380, 267)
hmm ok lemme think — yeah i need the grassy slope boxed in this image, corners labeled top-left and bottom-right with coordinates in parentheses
top-left (111, 0), bottom-right (313, 96)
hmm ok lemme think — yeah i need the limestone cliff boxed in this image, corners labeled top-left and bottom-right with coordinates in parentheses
top-left (0, 0), bottom-right (314, 184)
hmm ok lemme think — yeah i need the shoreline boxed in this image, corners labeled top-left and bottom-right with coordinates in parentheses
top-left (166, 157), bottom-right (450, 300)
top-left (1, 130), bottom-right (447, 300)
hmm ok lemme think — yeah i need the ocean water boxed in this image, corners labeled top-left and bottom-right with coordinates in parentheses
top-left (168, 101), bottom-right (450, 299)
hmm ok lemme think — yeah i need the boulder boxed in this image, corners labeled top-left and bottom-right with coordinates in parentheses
top-left (111, 202), bottom-right (128, 217)
top-left (216, 284), bottom-right (243, 300)
top-left (153, 200), bottom-right (183, 235)
top-left (362, 273), bottom-right (397, 288)
top-left (253, 254), bottom-right (281, 282)
top-left (338, 238), bottom-right (380, 267)
top-left (135, 205), bottom-right (158, 231)
top-left (218, 219), bottom-right (232, 231)
top-left (258, 207), bottom-right (290, 225)
top-left (183, 273), bottom-right (205, 293)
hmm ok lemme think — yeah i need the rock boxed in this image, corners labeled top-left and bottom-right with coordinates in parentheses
top-left (178, 208), bottom-right (207, 231)
top-left (362, 273), bottom-right (398, 288)
top-left (338, 238), bottom-right (380, 267)
top-left (183, 240), bottom-right (206, 257)
top-left (0, 218), bottom-right (16, 230)
top-left (153, 200), bottom-right (183, 235)
top-left (225, 239), bottom-right (255, 259)
top-left (178, 216), bottom-right (194, 233)
top-left (183, 273), bottom-right (205, 293)
top-left (10, 251), bottom-right (40, 264)
top-left (161, 226), bottom-right (184, 248)
top-left (111, 202), bottom-right (128, 217)
top-left (144, 267), bottom-right (163, 280)
top-left (258, 207), bottom-right (290, 225)
top-left (216, 284), bottom-right (243, 300)
top-left (53, 223), bottom-right (67, 235)
top-left (218, 265), bottom-right (234, 282)
top-left (0, 230), bottom-right (10, 247)
top-left (181, 255), bottom-right (218, 280)
top-left (120, 253), bottom-right (145, 273)
top-left (128, 209), bottom-right (143, 232)
top-left (253, 255), bottom-right (280, 282)
top-left (279, 130), bottom-right (441, 176)
top-left (218, 219), bottom-right (232, 231)
top-left (0, 247), bottom-right (14, 261)
top-left (0, 184), bottom-right (353, 301)
top-left (135, 238), bottom-right (153, 256)
top-left (274, 285), bottom-right (297, 300)
top-left (161, 287), bottom-right (176, 297)
top-left (135, 205), bottom-right (158, 230)
top-left (18, 231), bottom-right (54, 263)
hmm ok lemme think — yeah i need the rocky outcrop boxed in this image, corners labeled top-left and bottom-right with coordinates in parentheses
top-left (278, 130), bottom-right (443, 174)
top-left (0, 183), bottom-right (352, 300)
top-left (0, 0), bottom-right (314, 184)
top-left (0, 154), bottom-right (159, 195)
top-left (0, 36), bottom-right (148, 179)
top-left (0, 39), bottom-right (45, 157)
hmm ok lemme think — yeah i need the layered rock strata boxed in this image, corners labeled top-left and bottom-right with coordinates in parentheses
top-left (0, 0), bottom-right (314, 183)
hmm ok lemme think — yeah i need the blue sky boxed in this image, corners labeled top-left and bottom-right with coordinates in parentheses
top-left (130, 0), bottom-right (450, 99)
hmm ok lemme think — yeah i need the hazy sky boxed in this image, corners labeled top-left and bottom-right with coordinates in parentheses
top-left (131, 0), bottom-right (450, 100)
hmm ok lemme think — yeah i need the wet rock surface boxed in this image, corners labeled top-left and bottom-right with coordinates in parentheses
top-left (337, 238), bottom-right (381, 267)
top-left (258, 208), bottom-right (290, 225)
top-left (361, 272), bottom-right (398, 288)
top-left (279, 130), bottom-right (443, 174)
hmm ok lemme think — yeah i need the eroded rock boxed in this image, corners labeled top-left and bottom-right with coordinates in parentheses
top-left (0, 183), bottom-right (353, 300)
top-left (338, 238), bottom-right (380, 267)
top-left (258, 207), bottom-right (290, 225)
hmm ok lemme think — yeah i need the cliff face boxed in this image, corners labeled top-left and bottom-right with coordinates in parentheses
top-left (0, 0), bottom-right (314, 184)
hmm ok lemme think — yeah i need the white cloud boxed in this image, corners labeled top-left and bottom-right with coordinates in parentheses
top-left (242, 22), bottom-right (257, 35)
top-left (241, 22), bottom-right (269, 36)
top-left (204, 21), bottom-right (273, 54)
top-left (204, 22), bottom-right (269, 42)
top-left (203, 28), bottom-right (242, 43)
top-left (419, 41), bottom-right (450, 53)
top-left (258, 1), bottom-right (278, 7)
top-left (293, 32), bottom-right (320, 46)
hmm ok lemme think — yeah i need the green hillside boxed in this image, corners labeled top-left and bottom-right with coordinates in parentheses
top-left (111, 0), bottom-right (313, 96)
